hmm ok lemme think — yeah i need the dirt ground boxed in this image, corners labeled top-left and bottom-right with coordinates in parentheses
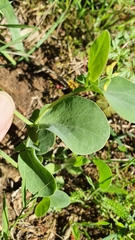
top-left (1, 1), bottom-right (135, 239)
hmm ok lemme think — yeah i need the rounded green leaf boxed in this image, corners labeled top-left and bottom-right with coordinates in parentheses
top-left (18, 149), bottom-right (56, 197)
top-left (50, 190), bottom-right (70, 209)
top-left (93, 159), bottom-right (112, 190)
top-left (38, 96), bottom-right (110, 155)
top-left (35, 197), bottom-right (50, 217)
top-left (104, 76), bottom-right (135, 123)
top-left (37, 129), bottom-right (55, 155)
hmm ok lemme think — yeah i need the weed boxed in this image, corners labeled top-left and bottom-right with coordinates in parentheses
top-left (1, 1), bottom-right (135, 239)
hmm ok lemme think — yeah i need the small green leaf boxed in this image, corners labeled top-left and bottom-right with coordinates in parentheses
top-left (45, 163), bottom-right (61, 174)
top-left (37, 129), bottom-right (55, 155)
top-left (88, 30), bottom-right (110, 83)
top-left (94, 221), bottom-right (110, 226)
top-left (27, 109), bottom-right (40, 142)
top-left (38, 96), bottom-right (110, 155)
top-left (76, 74), bottom-right (87, 85)
top-left (15, 142), bottom-right (25, 152)
top-left (66, 165), bottom-right (83, 175)
top-left (50, 190), bottom-right (70, 209)
top-left (35, 197), bottom-right (50, 217)
top-left (115, 221), bottom-right (125, 228)
top-left (55, 176), bottom-right (64, 189)
top-left (65, 156), bottom-right (89, 167)
top-left (73, 156), bottom-right (90, 167)
top-left (85, 175), bottom-right (95, 190)
top-left (93, 159), bottom-right (112, 190)
top-left (27, 125), bottom-right (38, 143)
top-left (104, 76), bottom-right (135, 123)
top-left (18, 149), bottom-right (56, 197)
top-left (29, 109), bottom-right (40, 122)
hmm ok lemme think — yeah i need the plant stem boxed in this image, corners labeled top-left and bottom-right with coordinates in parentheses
top-left (0, 149), bottom-right (17, 168)
top-left (14, 110), bottom-right (33, 126)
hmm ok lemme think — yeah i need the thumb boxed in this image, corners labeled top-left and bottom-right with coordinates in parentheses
top-left (0, 91), bottom-right (15, 141)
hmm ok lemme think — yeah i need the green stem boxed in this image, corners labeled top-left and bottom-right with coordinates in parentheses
top-left (14, 110), bottom-right (33, 126)
top-left (87, 187), bottom-right (101, 200)
top-left (0, 149), bottom-right (17, 168)
top-left (85, 72), bottom-right (90, 87)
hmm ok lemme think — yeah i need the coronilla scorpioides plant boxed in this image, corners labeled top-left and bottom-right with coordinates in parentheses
top-left (1, 30), bottom-right (135, 219)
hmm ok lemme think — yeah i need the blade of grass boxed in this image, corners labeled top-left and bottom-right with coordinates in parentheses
top-left (2, 194), bottom-right (9, 240)
top-left (0, 24), bottom-right (39, 29)
top-left (0, 32), bottom-right (31, 53)
top-left (1, 0), bottom-right (25, 54)
top-left (0, 149), bottom-right (17, 168)
top-left (1, 50), bottom-right (16, 65)
top-left (2, 50), bottom-right (35, 58)
top-left (22, 178), bottom-right (27, 208)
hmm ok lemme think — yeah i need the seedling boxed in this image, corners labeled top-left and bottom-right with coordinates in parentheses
top-left (1, 30), bottom-right (135, 239)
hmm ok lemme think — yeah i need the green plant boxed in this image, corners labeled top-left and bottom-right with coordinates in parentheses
top-left (68, 158), bottom-right (135, 239)
top-left (1, 30), bottom-right (135, 238)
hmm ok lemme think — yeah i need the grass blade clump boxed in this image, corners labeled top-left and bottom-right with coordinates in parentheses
top-left (1, 0), bottom-right (25, 54)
